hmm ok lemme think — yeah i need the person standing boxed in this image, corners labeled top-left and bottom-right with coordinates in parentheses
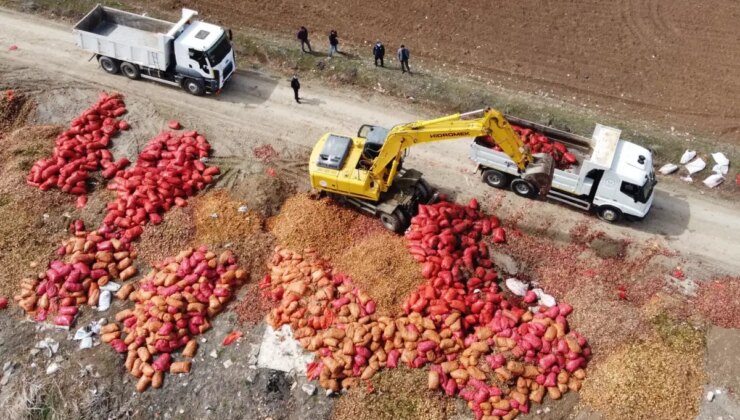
top-left (291, 74), bottom-right (301, 103)
top-left (297, 26), bottom-right (312, 53)
top-left (397, 44), bottom-right (410, 73)
top-left (373, 41), bottom-right (385, 67)
top-left (328, 30), bottom-right (339, 57)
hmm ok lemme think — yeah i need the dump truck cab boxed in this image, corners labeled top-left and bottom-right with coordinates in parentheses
top-left (172, 19), bottom-right (235, 92)
top-left (589, 135), bottom-right (656, 220)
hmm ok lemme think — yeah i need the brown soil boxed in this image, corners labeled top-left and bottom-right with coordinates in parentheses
top-left (191, 189), bottom-right (274, 282)
top-left (267, 193), bottom-right (376, 258)
top-left (154, 0), bottom-right (740, 142)
top-left (136, 205), bottom-right (196, 266)
top-left (580, 325), bottom-right (705, 420)
top-left (333, 231), bottom-right (426, 316)
top-left (331, 368), bottom-right (457, 420)
top-left (0, 125), bottom-right (70, 298)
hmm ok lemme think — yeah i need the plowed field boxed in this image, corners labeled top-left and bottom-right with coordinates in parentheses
top-left (167, 0), bottom-right (740, 142)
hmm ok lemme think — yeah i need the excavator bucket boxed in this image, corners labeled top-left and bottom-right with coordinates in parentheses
top-left (522, 153), bottom-right (555, 197)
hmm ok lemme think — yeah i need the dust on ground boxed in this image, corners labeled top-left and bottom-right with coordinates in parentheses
top-left (331, 368), bottom-right (458, 420)
top-left (579, 313), bottom-right (706, 420)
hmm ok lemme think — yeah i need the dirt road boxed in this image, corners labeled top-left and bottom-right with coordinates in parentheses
top-left (1, 8), bottom-right (739, 275)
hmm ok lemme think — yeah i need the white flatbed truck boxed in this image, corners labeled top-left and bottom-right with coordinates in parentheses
top-left (73, 5), bottom-right (236, 95)
top-left (470, 117), bottom-right (657, 222)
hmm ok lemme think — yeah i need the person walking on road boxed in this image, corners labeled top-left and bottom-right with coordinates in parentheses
top-left (373, 41), bottom-right (385, 67)
top-left (297, 26), bottom-right (312, 53)
top-left (397, 44), bottom-right (411, 73)
top-left (291, 74), bottom-right (301, 103)
top-left (328, 30), bottom-right (339, 57)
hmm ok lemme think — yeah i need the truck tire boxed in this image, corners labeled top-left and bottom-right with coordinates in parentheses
top-left (510, 179), bottom-right (536, 198)
top-left (482, 169), bottom-right (509, 189)
top-left (379, 210), bottom-right (405, 233)
top-left (597, 206), bottom-right (622, 223)
top-left (99, 56), bottom-right (119, 74)
top-left (120, 62), bottom-right (141, 80)
top-left (183, 78), bottom-right (206, 96)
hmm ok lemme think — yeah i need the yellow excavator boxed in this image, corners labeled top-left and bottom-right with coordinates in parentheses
top-left (308, 108), bottom-right (554, 232)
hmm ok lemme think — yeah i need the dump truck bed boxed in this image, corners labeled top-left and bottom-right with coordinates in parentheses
top-left (471, 116), bottom-right (601, 197)
top-left (73, 5), bottom-right (174, 71)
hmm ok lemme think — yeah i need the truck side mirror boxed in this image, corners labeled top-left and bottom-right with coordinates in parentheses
top-left (228, 29), bottom-right (233, 40)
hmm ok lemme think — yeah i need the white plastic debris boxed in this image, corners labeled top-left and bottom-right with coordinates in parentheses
top-left (703, 174), bottom-right (724, 188)
top-left (706, 391), bottom-right (715, 402)
top-left (209, 350), bottom-right (218, 359)
top-left (79, 337), bottom-right (93, 350)
top-left (712, 164), bottom-right (729, 175)
top-left (97, 290), bottom-right (112, 312)
top-left (712, 152), bottom-right (730, 166)
top-left (257, 325), bottom-right (315, 374)
top-left (223, 359), bottom-right (233, 369)
top-left (658, 163), bottom-right (679, 175)
top-left (505, 278), bottom-right (528, 297)
top-left (74, 328), bottom-right (93, 341)
top-left (302, 383), bottom-right (317, 396)
top-left (685, 158), bottom-right (706, 174)
top-left (35, 338), bottom-right (59, 358)
top-left (100, 282), bottom-right (121, 292)
top-left (680, 175), bottom-right (693, 183)
top-left (238, 206), bottom-right (248, 213)
top-left (680, 150), bottom-right (696, 164)
top-left (209, 213), bottom-right (219, 219)
top-left (46, 363), bottom-right (60, 375)
top-left (532, 288), bottom-right (557, 307)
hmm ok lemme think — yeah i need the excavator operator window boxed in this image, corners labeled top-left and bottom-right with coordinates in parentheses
top-left (358, 125), bottom-right (390, 162)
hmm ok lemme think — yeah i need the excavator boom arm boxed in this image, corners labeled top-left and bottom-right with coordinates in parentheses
top-left (369, 108), bottom-right (532, 180)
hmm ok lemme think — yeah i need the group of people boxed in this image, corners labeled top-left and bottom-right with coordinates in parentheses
top-left (296, 26), bottom-right (340, 57)
top-left (291, 26), bottom-right (412, 104)
top-left (373, 41), bottom-right (411, 73)
top-left (296, 26), bottom-right (411, 72)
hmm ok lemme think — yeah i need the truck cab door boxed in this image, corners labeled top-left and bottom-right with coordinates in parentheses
top-left (187, 49), bottom-right (211, 76)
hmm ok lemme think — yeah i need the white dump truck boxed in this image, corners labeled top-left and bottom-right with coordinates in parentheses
top-left (73, 5), bottom-right (236, 95)
top-left (470, 117), bottom-right (657, 222)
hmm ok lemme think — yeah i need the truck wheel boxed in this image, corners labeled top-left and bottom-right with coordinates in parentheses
top-left (99, 56), bottom-right (119, 74)
top-left (510, 179), bottom-right (536, 198)
top-left (120, 62), bottom-right (141, 80)
top-left (183, 79), bottom-right (206, 96)
top-left (379, 210), bottom-right (405, 233)
top-left (482, 169), bottom-right (509, 189)
top-left (597, 206), bottom-right (622, 223)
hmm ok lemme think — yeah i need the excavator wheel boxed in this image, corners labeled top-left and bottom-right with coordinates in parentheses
top-left (379, 209), bottom-right (407, 233)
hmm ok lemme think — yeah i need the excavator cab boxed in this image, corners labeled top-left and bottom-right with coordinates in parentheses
top-left (357, 125), bottom-right (390, 168)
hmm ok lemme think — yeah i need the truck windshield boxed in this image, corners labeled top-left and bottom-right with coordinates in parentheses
top-left (206, 34), bottom-right (231, 65)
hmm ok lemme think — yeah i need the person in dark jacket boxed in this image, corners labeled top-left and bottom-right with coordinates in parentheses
top-left (328, 30), bottom-right (339, 57)
top-left (291, 74), bottom-right (301, 103)
top-left (297, 26), bottom-right (311, 53)
top-left (373, 41), bottom-right (385, 67)
top-left (397, 44), bottom-right (410, 73)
